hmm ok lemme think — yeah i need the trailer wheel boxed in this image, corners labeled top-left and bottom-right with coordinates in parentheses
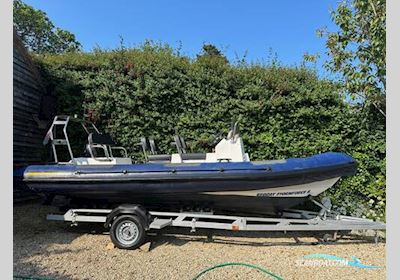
top-left (110, 215), bottom-right (146, 250)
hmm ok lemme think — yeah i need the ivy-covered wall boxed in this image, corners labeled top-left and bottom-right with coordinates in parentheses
top-left (34, 44), bottom-right (385, 220)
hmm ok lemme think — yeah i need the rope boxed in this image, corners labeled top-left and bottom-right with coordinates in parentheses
top-left (192, 262), bottom-right (285, 280)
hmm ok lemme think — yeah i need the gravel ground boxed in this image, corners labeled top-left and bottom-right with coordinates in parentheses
top-left (14, 201), bottom-right (386, 280)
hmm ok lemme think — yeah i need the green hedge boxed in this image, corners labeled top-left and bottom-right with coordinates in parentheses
top-left (34, 43), bottom-right (385, 220)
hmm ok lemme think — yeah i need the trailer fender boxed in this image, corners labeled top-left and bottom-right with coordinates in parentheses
top-left (104, 204), bottom-right (150, 230)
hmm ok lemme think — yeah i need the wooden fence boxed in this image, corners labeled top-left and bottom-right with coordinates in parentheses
top-left (13, 31), bottom-right (55, 201)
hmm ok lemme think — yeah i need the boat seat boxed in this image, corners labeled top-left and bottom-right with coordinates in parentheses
top-left (138, 137), bottom-right (172, 162)
top-left (173, 135), bottom-right (188, 154)
top-left (148, 138), bottom-right (157, 154)
top-left (173, 135), bottom-right (206, 160)
top-left (148, 154), bottom-right (172, 162)
top-left (137, 137), bottom-right (150, 155)
top-left (87, 132), bottom-right (128, 159)
top-left (88, 132), bottom-right (116, 146)
top-left (181, 153), bottom-right (207, 160)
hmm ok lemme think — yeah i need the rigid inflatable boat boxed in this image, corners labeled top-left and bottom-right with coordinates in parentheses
top-left (21, 116), bottom-right (356, 215)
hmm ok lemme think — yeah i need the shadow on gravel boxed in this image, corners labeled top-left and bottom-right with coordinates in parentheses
top-left (145, 227), bottom-right (381, 251)
top-left (13, 201), bottom-right (384, 262)
top-left (13, 200), bottom-right (96, 280)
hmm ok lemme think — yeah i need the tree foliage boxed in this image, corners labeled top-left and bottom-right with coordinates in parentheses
top-left (33, 43), bottom-right (385, 220)
top-left (197, 44), bottom-right (229, 64)
top-left (13, 0), bottom-right (81, 53)
top-left (319, 0), bottom-right (386, 117)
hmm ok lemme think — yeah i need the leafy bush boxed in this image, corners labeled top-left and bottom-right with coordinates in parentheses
top-left (34, 43), bottom-right (385, 220)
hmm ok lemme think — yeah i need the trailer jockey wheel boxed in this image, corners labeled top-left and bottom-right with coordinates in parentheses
top-left (322, 232), bottom-right (338, 243)
top-left (110, 215), bottom-right (146, 249)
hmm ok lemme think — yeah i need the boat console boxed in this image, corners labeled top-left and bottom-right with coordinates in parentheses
top-left (44, 115), bottom-right (250, 165)
top-left (170, 128), bottom-right (250, 163)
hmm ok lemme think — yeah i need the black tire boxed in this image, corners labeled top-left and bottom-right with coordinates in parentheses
top-left (110, 215), bottom-right (146, 250)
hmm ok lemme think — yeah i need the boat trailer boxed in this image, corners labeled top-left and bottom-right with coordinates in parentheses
top-left (47, 200), bottom-right (386, 249)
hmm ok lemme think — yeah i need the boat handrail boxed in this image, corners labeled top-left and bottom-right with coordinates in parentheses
top-left (44, 115), bottom-right (74, 163)
top-left (109, 146), bottom-right (128, 158)
top-left (45, 115), bottom-right (127, 163)
top-left (87, 144), bottom-right (112, 161)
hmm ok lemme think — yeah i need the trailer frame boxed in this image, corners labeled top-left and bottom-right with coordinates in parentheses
top-left (46, 203), bottom-right (385, 248)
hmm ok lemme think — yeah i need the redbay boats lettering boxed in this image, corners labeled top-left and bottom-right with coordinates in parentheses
top-left (19, 115), bottom-right (357, 215)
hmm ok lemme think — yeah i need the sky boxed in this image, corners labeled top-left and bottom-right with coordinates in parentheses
top-left (24, 0), bottom-right (340, 76)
